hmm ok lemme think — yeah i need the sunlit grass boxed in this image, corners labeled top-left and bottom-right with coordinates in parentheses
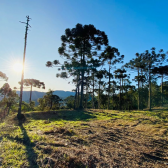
top-left (1, 139), bottom-right (27, 167)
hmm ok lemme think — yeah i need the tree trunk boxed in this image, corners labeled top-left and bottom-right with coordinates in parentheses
top-left (98, 79), bottom-right (101, 109)
top-left (50, 100), bottom-right (53, 109)
top-left (138, 68), bottom-right (140, 110)
top-left (112, 87), bottom-right (114, 110)
top-left (141, 68), bottom-right (143, 110)
top-left (85, 83), bottom-right (88, 109)
top-left (92, 73), bottom-right (95, 109)
top-left (29, 84), bottom-right (32, 103)
top-left (77, 83), bottom-right (79, 108)
top-left (148, 66), bottom-right (151, 111)
top-left (107, 62), bottom-right (111, 110)
top-left (122, 78), bottom-right (123, 94)
top-left (161, 74), bottom-right (163, 107)
top-left (121, 78), bottom-right (123, 110)
top-left (74, 87), bottom-right (77, 109)
top-left (7, 107), bottom-right (10, 116)
top-left (79, 41), bottom-right (85, 110)
top-left (79, 66), bottom-right (84, 110)
top-left (74, 75), bottom-right (79, 109)
top-left (119, 78), bottom-right (121, 110)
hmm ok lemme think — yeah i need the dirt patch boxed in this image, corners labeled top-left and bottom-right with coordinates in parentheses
top-left (39, 120), bottom-right (168, 167)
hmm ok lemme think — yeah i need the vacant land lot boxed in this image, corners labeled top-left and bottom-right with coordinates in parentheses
top-left (0, 108), bottom-right (168, 167)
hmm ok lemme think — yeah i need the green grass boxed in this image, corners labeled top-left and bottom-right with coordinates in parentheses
top-left (0, 108), bottom-right (168, 167)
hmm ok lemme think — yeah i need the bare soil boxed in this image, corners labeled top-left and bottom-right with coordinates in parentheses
top-left (36, 120), bottom-right (168, 167)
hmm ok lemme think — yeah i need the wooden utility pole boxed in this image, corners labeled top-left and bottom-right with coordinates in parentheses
top-left (17, 16), bottom-right (31, 119)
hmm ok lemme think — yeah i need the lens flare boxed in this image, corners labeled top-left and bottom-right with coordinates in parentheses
top-left (13, 62), bottom-right (23, 72)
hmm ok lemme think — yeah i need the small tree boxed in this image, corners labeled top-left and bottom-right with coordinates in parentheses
top-left (0, 84), bottom-right (19, 115)
top-left (0, 83), bottom-right (12, 98)
top-left (37, 98), bottom-right (46, 111)
top-left (29, 101), bottom-right (35, 110)
top-left (64, 96), bottom-right (75, 109)
top-left (44, 90), bottom-right (62, 110)
top-left (21, 101), bottom-right (31, 112)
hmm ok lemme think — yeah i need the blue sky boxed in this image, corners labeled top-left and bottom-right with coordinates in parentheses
top-left (0, 0), bottom-right (168, 92)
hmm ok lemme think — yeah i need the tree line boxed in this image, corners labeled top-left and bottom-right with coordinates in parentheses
top-left (47, 23), bottom-right (168, 111)
top-left (1, 23), bottom-right (168, 116)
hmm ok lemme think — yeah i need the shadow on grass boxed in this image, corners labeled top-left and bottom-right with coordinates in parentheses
top-left (25, 110), bottom-right (97, 122)
top-left (6, 123), bottom-right (39, 168)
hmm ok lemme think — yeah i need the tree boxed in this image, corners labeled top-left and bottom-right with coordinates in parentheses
top-left (101, 46), bottom-right (124, 109)
top-left (6, 90), bottom-right (19, 110)
top-left (100, 94), bottom-right (108, 109)
top-left (141, 48), bottom-right (167, 110)
top-left (95, 70), bottom-right (105, 109)
top-left (110, 80), bottom-right (117, 109)
top-left (19, 79), bottom-right (45, 103)
top-left (64, 95), bottom-right (75, 109)
top-left (0, 84), bottom-right (19, 115)
top-left (0, 83), bottom-right (12, 98)
top-left (91, 72), bottom-right (96, 109)
top-left (47, 23), bottom-right (108, 109)
top-left (125, 53), bottom-right (146, 110)
top-left (29, 101), bottom-right (35, 110)
top-left (37, 98), bottom-right (45, 111)
top-left (150, 81), bottom-right (161, 107)
top-left (73, 73), bottom-right (80, 109)
top-left (21, 101), bottom-right (31, 112)
top-left (151, 65), bottom-right (168, 107)
top-left (0, 71), bottom-right (8, 81)
top-left (162, 81), bottom-right (168, 104)
top-left (44, 90), bottom-right (62, 109)
top-left (124, 85), bottom-right (136, 110)
top-left (114, 68), bottom-right (128, 110)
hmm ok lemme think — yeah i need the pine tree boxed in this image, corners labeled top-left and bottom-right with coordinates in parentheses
top-left (141, 48), bottom-right (167, 110)
top-left (101, 46), bottom-right (124, 109)
top-left (47, 24), bottom-right (108, 109)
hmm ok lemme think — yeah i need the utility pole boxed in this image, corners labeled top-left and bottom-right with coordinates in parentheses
top-left (17, 16), bottom-right (31, 120)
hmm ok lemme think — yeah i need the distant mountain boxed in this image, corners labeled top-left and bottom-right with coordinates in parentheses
top-left (53, 90), bottom-right (75, 99)
top-left (16, 90), bottom-right (75, 105)
top-left (16, 91), bottom-right (45, 102)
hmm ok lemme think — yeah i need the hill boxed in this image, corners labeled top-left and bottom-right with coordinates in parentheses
top-left (16, 90), bottom-right (75, 104)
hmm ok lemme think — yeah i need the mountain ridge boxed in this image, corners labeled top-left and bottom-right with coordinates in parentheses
top-left (16, 90), bottom-right (75, 104)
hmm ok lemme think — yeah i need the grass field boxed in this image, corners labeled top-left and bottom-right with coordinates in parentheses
top-left (0, 107), bottom-right (168, 167)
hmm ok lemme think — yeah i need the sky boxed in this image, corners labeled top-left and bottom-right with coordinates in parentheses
top-left (0, 0), bottom-right (168, 92)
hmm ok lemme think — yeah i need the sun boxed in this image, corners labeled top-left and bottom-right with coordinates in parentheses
top-left (13, 62), bottom-right (23, 72)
